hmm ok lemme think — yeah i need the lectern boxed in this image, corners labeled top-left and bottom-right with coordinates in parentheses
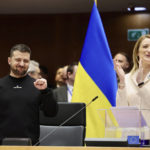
top-left (85, 107), bottom-right (150, 147)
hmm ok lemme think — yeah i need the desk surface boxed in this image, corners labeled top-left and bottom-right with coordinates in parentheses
top-left (0, 146), bottom-right (150, 150)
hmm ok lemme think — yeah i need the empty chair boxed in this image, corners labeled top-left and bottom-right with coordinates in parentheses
top-left (39, 102), bottom-right (86, 146)
top-left (2, 138), bottom-right (32, 146)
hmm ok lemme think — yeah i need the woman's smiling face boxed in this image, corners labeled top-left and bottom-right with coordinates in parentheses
top-left (138, 37), bottom-right (150, 64)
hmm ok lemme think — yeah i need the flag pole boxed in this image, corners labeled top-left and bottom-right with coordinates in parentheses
top-left (94, 0), bottom-right (97, 6)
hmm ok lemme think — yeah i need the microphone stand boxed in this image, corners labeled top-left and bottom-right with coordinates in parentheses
top-left (34, 96), bottom-right (98, 146)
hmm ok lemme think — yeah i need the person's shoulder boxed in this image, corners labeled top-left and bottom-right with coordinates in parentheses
top-left (53, 85), bottom-right (67, 92)
top-left (0, 75), bottom-right (9, 83)
top-left (26, 74), bottom-right (36, 82)
top-left (22, 75), bottom-right (36, 87)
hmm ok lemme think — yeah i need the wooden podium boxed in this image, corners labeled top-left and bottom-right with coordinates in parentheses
top-left (0, 146), bottom-right (150, 150)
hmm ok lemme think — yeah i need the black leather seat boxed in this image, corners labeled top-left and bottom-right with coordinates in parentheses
top-left (39, 102), bottom-right (86, 146)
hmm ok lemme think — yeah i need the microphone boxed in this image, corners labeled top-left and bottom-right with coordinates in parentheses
top-left (34, 96), bottom-right (98, 146)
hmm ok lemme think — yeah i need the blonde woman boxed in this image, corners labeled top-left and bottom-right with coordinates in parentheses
top-left (114, 34), bottom-right (150, 128)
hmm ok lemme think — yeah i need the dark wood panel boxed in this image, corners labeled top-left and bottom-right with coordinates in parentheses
top-left (0, 12), bottom-right (149, 86)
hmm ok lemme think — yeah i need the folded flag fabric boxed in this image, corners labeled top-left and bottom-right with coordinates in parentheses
top-left (72, 2), bottom-right (117, 138)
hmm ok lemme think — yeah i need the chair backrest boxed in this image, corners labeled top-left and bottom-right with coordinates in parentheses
top-left (39, 126), bottom-right (84, 146)
top-left (2, 138), bottom-right (32, 146)
top-left (39, 102), bottom-right (86, 146)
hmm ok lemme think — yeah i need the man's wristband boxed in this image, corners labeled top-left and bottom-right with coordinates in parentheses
top-left (138, 82), bottom-right (144, 87)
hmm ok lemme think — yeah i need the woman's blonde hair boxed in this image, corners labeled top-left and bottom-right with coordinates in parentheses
top-left (131, 34), bottom-right (150, 74)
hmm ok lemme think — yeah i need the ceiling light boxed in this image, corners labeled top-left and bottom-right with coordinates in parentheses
top-left (127, 8), bottom-right (131, 11)
top-left (127, 6), bottom-right (147, 12)
top-left (134, 7), bottom-right (147, 11)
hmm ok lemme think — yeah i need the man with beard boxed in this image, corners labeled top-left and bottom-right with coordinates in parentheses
top-left (113, 52), bottom-right (130, 74)
top-left (55, 67), bottom-right (66, 88)
top-left (0, 44), bottom-right (58, 145)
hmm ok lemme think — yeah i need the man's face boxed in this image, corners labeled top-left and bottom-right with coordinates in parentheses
top-left (55, 68), bottom-right (65, 83)
top-left (28, 67), bottom-right (41, 80)
top-left (114, 54), bottom-right (129, 71)
top-left (8, 50), bottom-right (30, 78)
top-left (68, 65), bottom-right (78, 84)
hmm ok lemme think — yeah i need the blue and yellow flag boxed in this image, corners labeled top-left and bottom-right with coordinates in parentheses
top-left (72, 2), bottom-right (118, 138)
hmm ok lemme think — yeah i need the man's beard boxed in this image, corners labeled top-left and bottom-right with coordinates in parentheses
top-left (10, 67), bottom-right (27, 77)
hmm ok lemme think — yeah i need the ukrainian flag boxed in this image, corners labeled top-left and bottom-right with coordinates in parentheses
top-left (72, 2), bottom-right (118, 138)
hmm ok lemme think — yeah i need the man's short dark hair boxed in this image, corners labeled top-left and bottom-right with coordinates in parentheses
top-left (10, 44), bottom-right (31, 57)
top-left (114, 51), bottom-right (130, 63)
